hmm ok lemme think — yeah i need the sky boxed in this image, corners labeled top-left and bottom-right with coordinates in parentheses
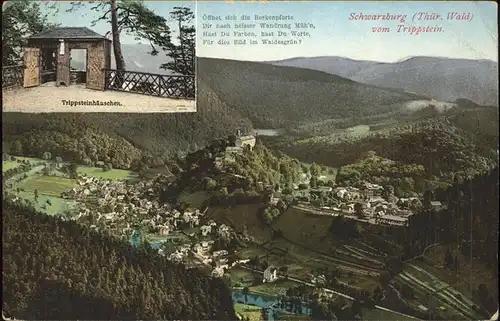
top-left (197, 1), bottom-right (498, 62)
top-left (40, 1), bottom-right (195, 45)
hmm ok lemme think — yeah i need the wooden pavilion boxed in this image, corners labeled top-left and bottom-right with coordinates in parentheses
top-left (23, 27), bottom-right (111, 90)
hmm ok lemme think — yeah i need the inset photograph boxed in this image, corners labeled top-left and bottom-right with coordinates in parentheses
top-left (2, 1), bottom-right (196, 113)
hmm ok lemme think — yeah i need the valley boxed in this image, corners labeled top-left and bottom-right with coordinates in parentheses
top-left (3, 125), bottom-right (498, 320)
top-left (3, 0), bottom-right (497, 319)
top-left (3, 56), bottom-right (498, 321)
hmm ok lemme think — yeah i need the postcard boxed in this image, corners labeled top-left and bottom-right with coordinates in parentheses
top-left (1, 1), bottom-right (498, 321)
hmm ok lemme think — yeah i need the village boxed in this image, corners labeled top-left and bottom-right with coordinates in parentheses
top-left (213, 131), bottom-right (444, 229)
top-left (2, 135), bottom-right (483, 321)
top-left (291, 182), bottom-right (426, 228)
top-left (296, 178), bottom-right (446, 228)
top-left (60, 172), bottom-right (250, 278)
top-left (7, 130), bottom-right (444, 280)
top-left (2, 130), bottom-right (448, 298)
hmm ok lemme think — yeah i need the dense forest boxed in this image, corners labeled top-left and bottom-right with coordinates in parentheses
top-left (197, 57), bottom-right (424, 129)
top-left (2, 114), bottom-right (142, 168)
top-left (398, 167), bottom-right (499, 313)
top-left (2, 199), bottom-right (236, 320)
top-left (391, 167), bottom-right (499, 263)
top-left (407, 167), bottom-right (499, 268)
top-left (335, 151), bottom-right (430, 197)
top-left (228, 142), bottom-right (305, 190)
top-left (272, 115), bottom-right (498, 180)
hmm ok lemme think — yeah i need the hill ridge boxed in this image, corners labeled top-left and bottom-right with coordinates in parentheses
top-left (267, 56), bottom-right (498, 106)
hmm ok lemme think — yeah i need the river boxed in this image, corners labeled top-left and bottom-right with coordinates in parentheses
top-left (232, 290), bottom-right (311, 321)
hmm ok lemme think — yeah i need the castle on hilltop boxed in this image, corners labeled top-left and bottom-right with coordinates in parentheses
top-left (234, 129), bottom-right (256, 151)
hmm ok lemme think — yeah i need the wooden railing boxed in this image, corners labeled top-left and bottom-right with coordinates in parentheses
top-left (104, 69), bottom-right (195, 99)
top-left (2, 65), bottom-right (24, 88)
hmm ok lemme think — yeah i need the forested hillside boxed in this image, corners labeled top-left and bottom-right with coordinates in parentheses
top-left (197, 57), bottom-right (425, 128)
top-left (2, 199), bottom-right (236, 320)
top-left (401, 167), bottom-right (499, 313)
top-left (273, 115), bottom-right (498, 180)
top-left (434, 167), bottom-right (499, 268)
top-left (160, 139), bottom-right (311, 204)
top-left (2, 115), bottom-right (142, 169)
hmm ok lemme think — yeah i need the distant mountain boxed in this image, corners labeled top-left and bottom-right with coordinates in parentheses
top-left (267, 56), bottom-right (499, 106)
top-left (71, 43), bottom-right (173, 75)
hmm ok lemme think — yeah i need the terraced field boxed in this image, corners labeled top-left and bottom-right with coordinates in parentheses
top-left (395, 264), bottom-right (486, 320)
top-left (211, 205), bottom-right (388, 294)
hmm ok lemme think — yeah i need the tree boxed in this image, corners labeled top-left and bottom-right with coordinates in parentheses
top-left (423, 189), bottom-right (434, 209)
top-left (219, 187), bottom-right (228, 197)
top-left (382, 185), bottom-right (394, 199)
top-left (42, 152), bottom-right (52, 160)
top-left (310, 162), bottom-right (320, 177)
top-left (204, 177), bottom-right (217, 190)
top-left (11, 140), bottom-right (23, 155)
top-left (42, 167), bottom-right (51, 176)
top-left (309, 176), bottom-right (318, 188)
top-left (242, 286), bottom-right (250, 304)
top-left (372, 286), bottom-right (382, 301)
top-left (354, 202), bottom-right (363, 217)
top-left (109, 0), bottom-right (125, 74)
top-left (444, 248), bottom-right (453, 269)
top-left (68, 1), bottom-right (171, 83)
top-left (2, 0), bottom-right (59, 65)
top-left (350, 299), bottom-right (362, 317)
top-left (280, 266), bottom-right (289, 279)
top-left (378, 271), bottom-right (391, 288)
top-left (263, 209), bottom-right (273, 225)
top-left (298, 183), bottom-right (308, 190)
top-left (476, 283), bottom-right (489, 306)
top-left (161, 6), bottom-right (195, 75)
top-left (386, 256), bottom-right (403, 276)
top-left (68, 163), bottom-right (79, 178)
top-left (228, 135), bottom-right (237, 147)
top-left (401, 283), bottom-right (414, 299)
top-left (453, 254), bottom-right (459, 270)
